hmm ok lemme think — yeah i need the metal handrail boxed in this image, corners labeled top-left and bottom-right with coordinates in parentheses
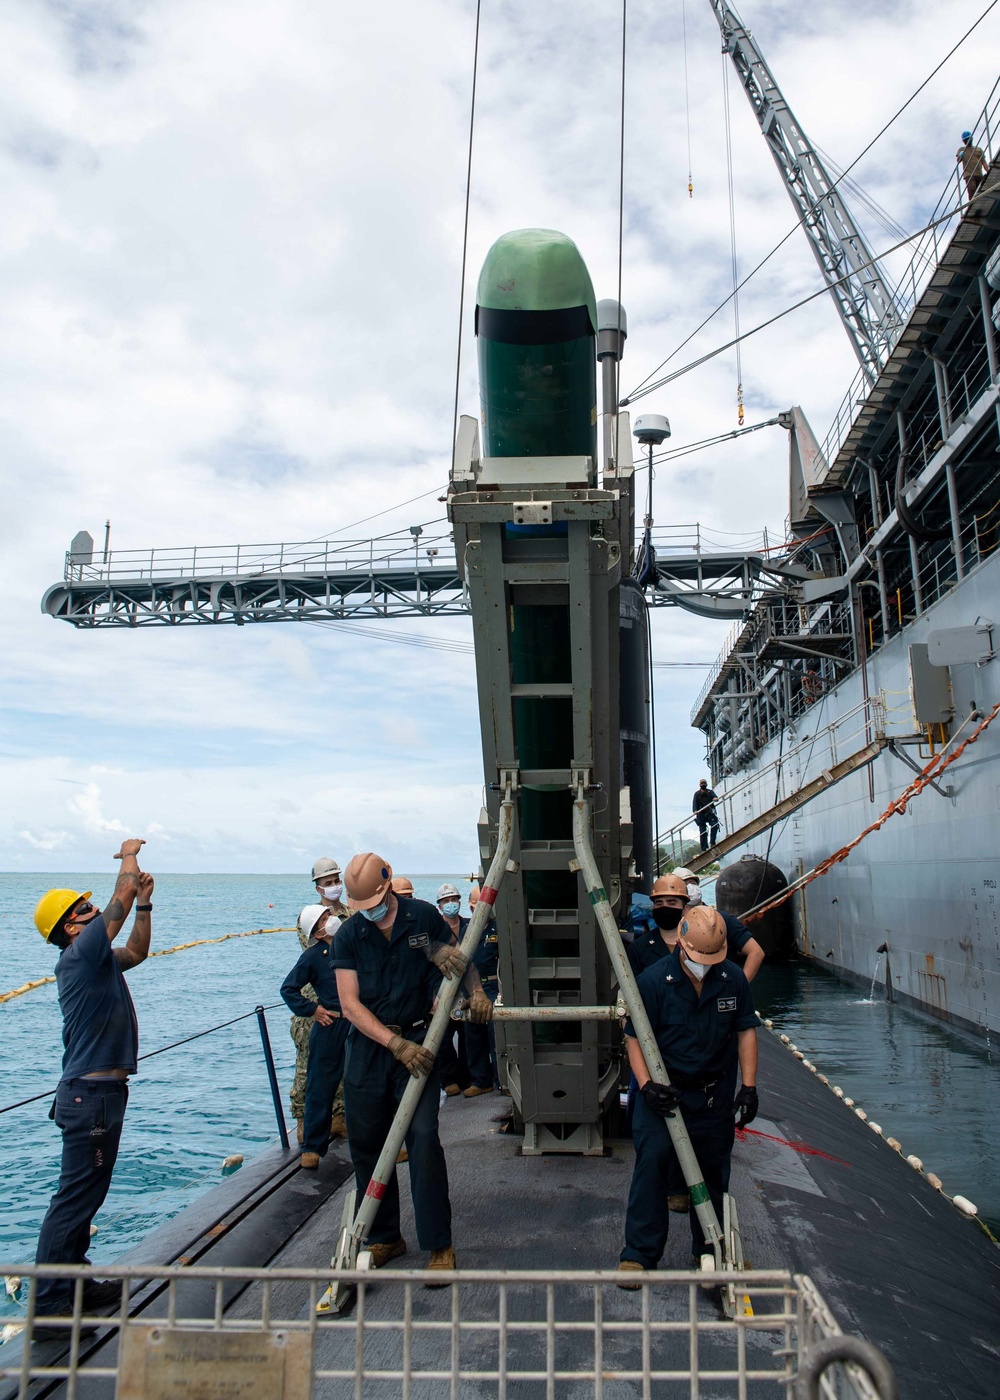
top-left (65, 528), bottom-right (457, 585)
top-left (820, 80), bottom-right (1000, 469)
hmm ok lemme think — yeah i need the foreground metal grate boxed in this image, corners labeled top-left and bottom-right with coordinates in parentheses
top-left (0, 1263), bottom-right (889, 1398)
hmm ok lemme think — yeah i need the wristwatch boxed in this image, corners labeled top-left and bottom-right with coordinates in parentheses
top-left (136, 904), bottom-right (153, 912)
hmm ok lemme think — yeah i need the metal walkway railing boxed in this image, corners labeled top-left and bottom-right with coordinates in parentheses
top-left (0, 1263), bottom-right (895, 1399)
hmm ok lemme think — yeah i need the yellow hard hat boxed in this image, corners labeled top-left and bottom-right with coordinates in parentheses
top-left (34, 889), bottom-right (92, 942)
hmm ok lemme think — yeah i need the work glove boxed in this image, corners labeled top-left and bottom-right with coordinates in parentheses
top-left (429, 943), bottom-right (469, 980)
top-left (387, 1035), bottom-right (435, 1079)
top-left (734, 1085), bottom-right (759, 1129)
top-left (640, 1081), bottom-right (680, 1117)
top-left (467, 989), bottom-right (493, 1024)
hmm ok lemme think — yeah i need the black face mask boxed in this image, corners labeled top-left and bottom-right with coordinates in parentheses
top-left (652, 906), bottom-right (684, 932)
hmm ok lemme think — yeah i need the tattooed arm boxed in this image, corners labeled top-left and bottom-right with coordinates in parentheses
top-left (104, 838), bottom-right (145, 940)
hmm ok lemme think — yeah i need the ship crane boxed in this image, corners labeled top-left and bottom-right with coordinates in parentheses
top-left (710, 0), bottom-right (905, 383)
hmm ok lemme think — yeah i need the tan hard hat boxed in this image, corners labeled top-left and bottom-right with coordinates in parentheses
top-left (391, 876), bottom-right (414, 897)
top-left (678, 905), bottom-right (727, 965)
top-left (651, 874), bottom-right (688, 900)
top-left (672, 867), bottom-right (698, 884)
top-left (344, 853), bottom-right (393, 910)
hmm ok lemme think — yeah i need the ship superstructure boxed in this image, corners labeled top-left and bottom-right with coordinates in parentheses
top-left (690, 119), bottom-right (1000, 1036)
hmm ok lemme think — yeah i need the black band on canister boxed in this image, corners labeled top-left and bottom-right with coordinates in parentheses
top-left (475, 304), bottom-right (594, 344)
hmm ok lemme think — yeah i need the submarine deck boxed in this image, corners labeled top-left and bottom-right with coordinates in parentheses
top-left (4, 1026), bottom-right (998, 1397)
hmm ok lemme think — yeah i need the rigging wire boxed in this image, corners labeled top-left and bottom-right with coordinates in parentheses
top-left (615, 0), bottom-right (628, 411)
top-left (623, 179), bottom-right (1000, 398)
top-left (682, 0), bottom-right (694, 197)
top-left (450, 0), bottom-right (484, 477)
top-left (721, 55), bottom-right (744, 425)
top-left (623, 0), bottom-right (1000, 403)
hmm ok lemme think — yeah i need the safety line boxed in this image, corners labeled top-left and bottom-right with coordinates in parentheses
top-left (681, 0), bottom-right (693, 197)
top-left (0, 928), bottom-right (295, 1005)
top-left (625, 0), bottom-right (1000, 401)
top-left (0, 1004), bottom-right (285, 1116)
top-left (450, 0), bottom-right (483, 477)
top-left (740, 700), bottom-right (1000, 925)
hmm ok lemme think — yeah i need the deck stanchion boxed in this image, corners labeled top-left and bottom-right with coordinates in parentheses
top-left (255, 1005), bottom-right (290, 1151)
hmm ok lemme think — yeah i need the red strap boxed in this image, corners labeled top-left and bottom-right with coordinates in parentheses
top-left (480, 886), bottom-right (498, 906)
top-left (737, 1126), bottom-right (851, 1167)
top-left (365, 1179), bottom-right (387, 1200)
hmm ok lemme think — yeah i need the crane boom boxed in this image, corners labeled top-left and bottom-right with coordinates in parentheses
top-left (710, 0), bottom-right (903, 383)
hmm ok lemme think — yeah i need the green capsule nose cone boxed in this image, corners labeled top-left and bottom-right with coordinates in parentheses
top-left (476, 229), bottom-right (598, 328)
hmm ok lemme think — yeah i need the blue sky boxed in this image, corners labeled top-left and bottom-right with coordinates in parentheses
top-left (1, 0), bottom-right (996, 873)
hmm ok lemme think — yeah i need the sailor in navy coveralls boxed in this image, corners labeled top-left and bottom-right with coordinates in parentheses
top-left (618, 905), bottom-right (759, 1281)
top-left (280, 905), bottom-right (350, 1166)
top-left (332, 853), bottom-right (492, 1274)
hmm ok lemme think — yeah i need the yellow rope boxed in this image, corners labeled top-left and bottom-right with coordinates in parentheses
top-left (0, 927), bottom-right (296, 1005)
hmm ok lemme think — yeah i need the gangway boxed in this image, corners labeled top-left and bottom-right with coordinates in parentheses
top-left (656, 696), bottom-right (890, 865)
top-left (684, 734), bottom-right (889, 874)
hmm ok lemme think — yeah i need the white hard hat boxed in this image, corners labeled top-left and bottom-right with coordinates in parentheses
top-left (672, 867), bottom-right (698, 884)
top-left (311, 857), bottom-right (341, 882)
top-left (436, 883), bottom-right (461, 902)
top-left (298, 904), bottom-right (329, 940)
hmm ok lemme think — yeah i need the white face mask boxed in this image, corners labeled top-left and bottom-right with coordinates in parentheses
top-left (320, 884), bottom-right (343, 901)
top-left (682, 954), bottom-right (708, 981)
top-left (686, 883), bottom-right (702, 905)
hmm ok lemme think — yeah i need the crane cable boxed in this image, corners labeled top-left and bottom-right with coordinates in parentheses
top-left (450, 0), bottom-right (483, 477)
top-left (721, 55), bottom-right (744, 425)
top-left (624, 0), bottom-right (1000, 404)
top-left (682, 0), bottom-right (694, 197)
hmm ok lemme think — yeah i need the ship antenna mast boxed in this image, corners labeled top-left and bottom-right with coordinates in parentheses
top-left (708, 0), bottom-right (904, 385)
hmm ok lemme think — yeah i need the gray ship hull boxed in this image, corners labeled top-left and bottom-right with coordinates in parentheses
top-left (721, 547), bottom-right (1000, 1038)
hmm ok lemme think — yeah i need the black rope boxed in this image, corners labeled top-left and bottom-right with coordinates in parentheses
top-left (0, 1003), bottom-right (284, 1116)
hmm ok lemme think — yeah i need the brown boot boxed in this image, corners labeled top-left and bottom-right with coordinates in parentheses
top-left (424, 1246), bottom-right (456, 1286)
top-left (396, 1148), bottom-right (409, 1164)
top-left (668, 1194), bottom-right (691, 1214)
top-left (329, 1114), bottom-right (348, 1139)
top-left (443, 1084), bottom-right (462, 1097)
top-left (367, 1238), bottom-right (407, 1268)
top-left (616, 1261), bottom-right (645, 1290)
top-left (463, 1085), bottom-right (493, 1097)
top-left (300, 1152), bottom-right (320, 1169)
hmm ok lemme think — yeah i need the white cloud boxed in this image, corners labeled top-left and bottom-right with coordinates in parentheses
top-left (0, 0), bottom-right (996, 871)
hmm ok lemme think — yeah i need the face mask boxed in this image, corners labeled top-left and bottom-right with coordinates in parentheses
top-left (682, 954), bottom-right (708, 981)
top-left (441, 901), bottom-right (460, 918)
top-left (320, 884), bottom-right (343, 901)
top-left (652, 906), bottom-right (684, 932)
top-left (686, 883), bottom-right (703, 905)
top-left (361, 900), bottom-right (389, 923)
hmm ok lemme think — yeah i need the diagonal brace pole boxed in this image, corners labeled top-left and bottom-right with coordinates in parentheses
top-left (570, 781), bottom-right (725, 1264)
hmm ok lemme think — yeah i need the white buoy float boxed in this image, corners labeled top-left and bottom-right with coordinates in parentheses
top-left (953, 1196), bottom-right (978, 1217)
top-left (222, 1154), bottom-right (245, 1175)
top-left (906, 1154), bottom-right (924, 1172)
top-left (926, 1172), bottom-right (943, 1191)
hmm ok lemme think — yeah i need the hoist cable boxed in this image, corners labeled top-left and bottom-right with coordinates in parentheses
top-left (450, 0), bottom-right (483, 476)
top-left (623, 181), bottom-right (1000, 397)
top-left (624, 0), bottom-right (1000, 403)
top-left (682, 0), bottom-right (693, 196)
top-left (615, 0), bottom-right (628, 412)
top-left (722, 55), bottom-right (744, 425)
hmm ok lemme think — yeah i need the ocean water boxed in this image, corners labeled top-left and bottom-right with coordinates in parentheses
top-left (0, 871), bottom-right (466, 1315)
top-left (753, 963), bottom-right (1000, 1235)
